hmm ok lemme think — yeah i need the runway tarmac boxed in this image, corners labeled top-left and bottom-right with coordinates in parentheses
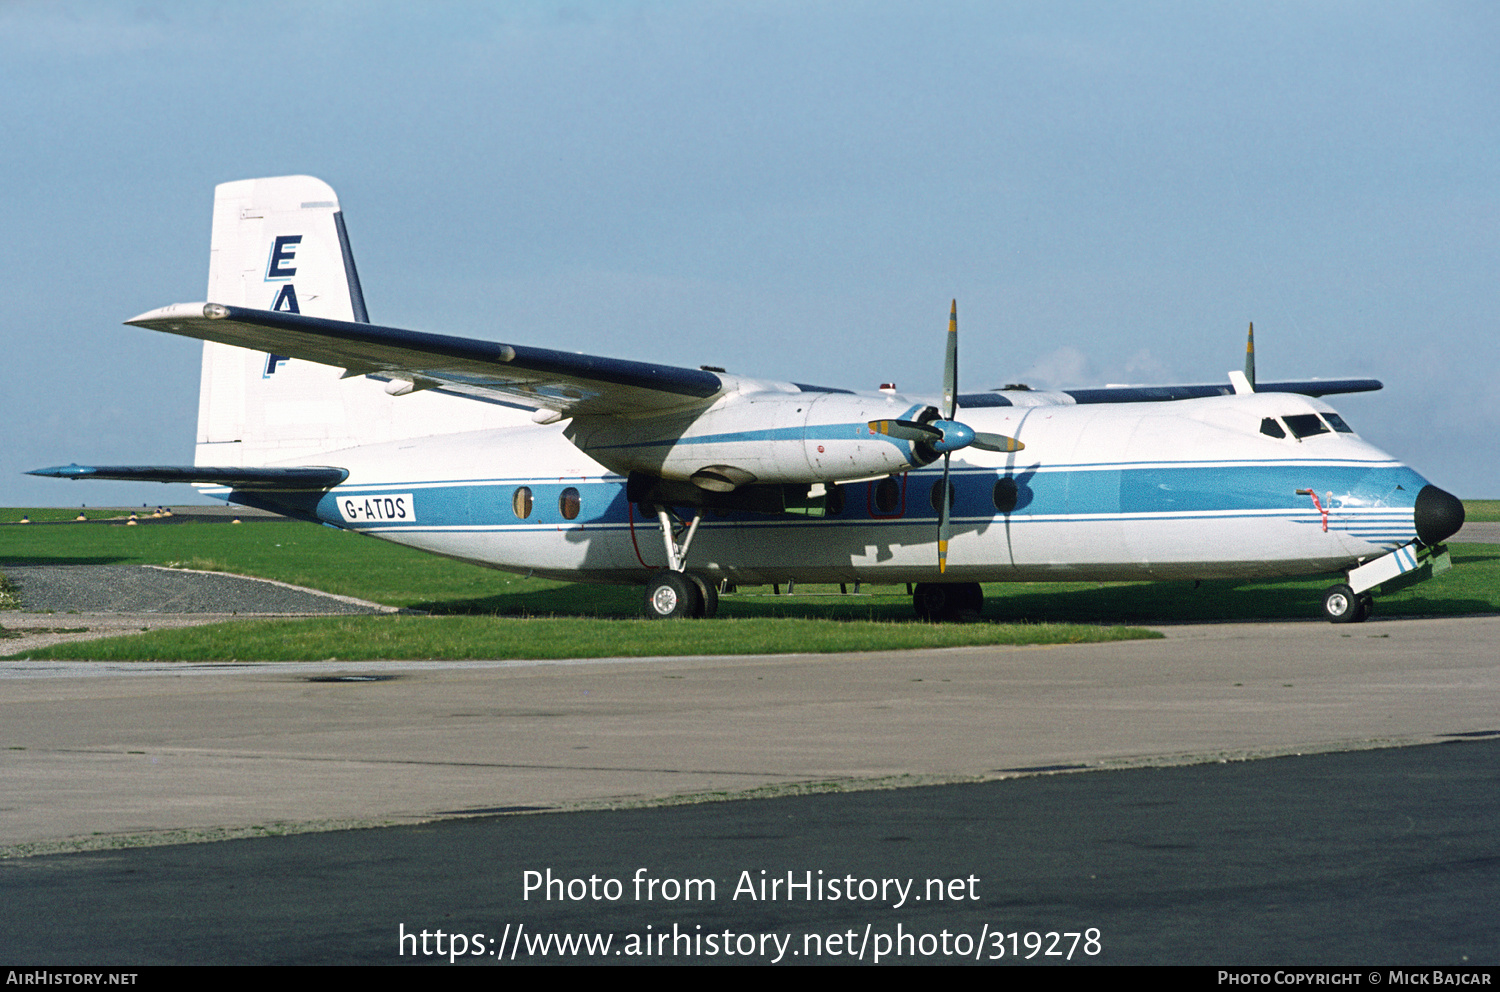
top-left (3, 614), bottom-right (1498, 854)
top-left (3, 622), bottom-right (1497, 965)
top-left (2, 541), bottom-right (1497, 964)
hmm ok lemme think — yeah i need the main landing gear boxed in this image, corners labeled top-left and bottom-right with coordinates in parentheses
top-left (641, 506), bottom-right (720, 619)
top-left (912, 582), bottom-right (984, 622)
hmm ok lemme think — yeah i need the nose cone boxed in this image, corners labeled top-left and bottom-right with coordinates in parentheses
top-left (1414, 485), bottom-right (1465, 545)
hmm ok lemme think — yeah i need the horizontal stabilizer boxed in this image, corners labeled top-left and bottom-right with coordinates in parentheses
top-left (128, 303), bottom-right (724, 417)
top-left (28, 464), bottom-right (349, 490)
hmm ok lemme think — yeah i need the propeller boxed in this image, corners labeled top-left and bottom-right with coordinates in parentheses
top-left (869, 301), bottom-right (1024, 573)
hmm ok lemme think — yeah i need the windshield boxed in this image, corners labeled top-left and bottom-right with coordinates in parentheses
top-left (1284, 414), bottom-right (1330, 439)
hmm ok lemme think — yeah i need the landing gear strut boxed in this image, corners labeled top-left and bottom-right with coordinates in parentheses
top-left (641, 506), bottom-right (719, 619)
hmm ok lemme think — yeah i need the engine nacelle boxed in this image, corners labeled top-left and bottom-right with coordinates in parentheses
top-left (567, 389), bottom-right (936, 488)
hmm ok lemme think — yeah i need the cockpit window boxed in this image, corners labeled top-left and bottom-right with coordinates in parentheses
top-left (1260, 417), bottom-right (1287, 439)
top-left (1322, 413), bottom-right (1355, 434)
top-left (1284, 414), bottom-right (1330, 439)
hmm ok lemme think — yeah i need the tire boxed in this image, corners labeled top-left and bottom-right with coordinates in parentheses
top-left (1322, 584), bottom-right (1368, 624)
top-left (913, 582), bottom-right (948, 621)
top-left (685, 572), bottom-right (719, 619)
top-left (915, 582), bottom-right (984, 622)
top-left (954, 582), bottom-right (983, 616)
top-left (644, 572), bottom-right (700, 619)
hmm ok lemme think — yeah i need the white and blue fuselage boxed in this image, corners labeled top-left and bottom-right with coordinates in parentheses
top-left (271, 390), bottom-right (1430, 586)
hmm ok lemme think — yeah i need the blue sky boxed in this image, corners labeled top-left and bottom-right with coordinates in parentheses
top-left (3, 0), bottom-right (1496, 506)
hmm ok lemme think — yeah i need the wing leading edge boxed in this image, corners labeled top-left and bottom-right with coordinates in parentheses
top-left (127, 303), bottom-right (725, 417)
top-left (127, 302), bottom-right (1382, 423)
top-left (956, 378), bottom-right (1382, 408)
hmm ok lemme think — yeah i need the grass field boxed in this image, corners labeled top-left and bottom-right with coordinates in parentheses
top-left (3, 504), bottom-right (1496, 661)
top-left (0, 512), bottom-right (1157, 659)
top-left (1464, 499), bottom-right (1500, 522)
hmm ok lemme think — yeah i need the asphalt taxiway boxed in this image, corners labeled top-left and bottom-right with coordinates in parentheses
top-left (3, 614), bottom-right (1498, 853)
top-left (2, 542), bottom-right (1497, 963)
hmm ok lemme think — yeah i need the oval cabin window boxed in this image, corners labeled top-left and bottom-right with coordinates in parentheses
top-left (559, 487), bottom-right (581, 521)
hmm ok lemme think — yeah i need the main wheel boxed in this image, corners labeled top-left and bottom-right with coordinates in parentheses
top-left (953, 582), bottom-right (983, 616)
top-left (1322, 584), bottom-right (1369, 624)
top-left (913, 582), bottom-right (950, 621)
top-left (644, 572), bottom-right (700, 619)
top-left (685, 571), bottom-right (719, 619)
top-left (913, 582), bottom-right (982, 622)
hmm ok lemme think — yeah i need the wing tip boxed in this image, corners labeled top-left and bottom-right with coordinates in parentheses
top-left (125, 302), bottom-right (214, 327)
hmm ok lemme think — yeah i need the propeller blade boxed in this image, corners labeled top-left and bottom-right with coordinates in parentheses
top-left (969, 431), bottom-right (1025, 453)
top-left (938, 452), bottom-right (952, 574)
top-left (942, 300), bottom-right (958, 421)
top-left (929, 298), bottom-right (1024, 570)
top-left (868, 419), bottom-right (941, 443)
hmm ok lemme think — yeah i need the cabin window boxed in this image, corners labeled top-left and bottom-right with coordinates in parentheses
top-left (1260, 418), bottom-right (1287, 439)
top-left (1284, 414), bottom-right (1330, 439)
top-left (874, 477), bottom-right (901, 514)
top-left (1323, 413), bottom-right (1355, 434)
top-left (993, 478), bottom-right (1019, 513)
top-left (512, 486), bottom-right (532, 519)
top-left (559, 487), bottom-right (581, 520)
top-left (929, 479), bottom-right (955, 514)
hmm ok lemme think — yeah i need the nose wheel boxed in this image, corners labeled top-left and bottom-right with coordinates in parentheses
top-left (1322, 584), bottom-right (1372, 623)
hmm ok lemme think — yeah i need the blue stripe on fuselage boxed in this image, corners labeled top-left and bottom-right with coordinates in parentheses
top-left (312, 462), bottom-right (1428, 536)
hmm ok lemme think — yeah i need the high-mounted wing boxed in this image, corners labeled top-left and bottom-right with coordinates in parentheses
top-left (127, 303), bottom-right (725, 418)
top-left (959, 323), bottom-right (1381, 406)
top-left (958, 378), bottom-right (1380, 408)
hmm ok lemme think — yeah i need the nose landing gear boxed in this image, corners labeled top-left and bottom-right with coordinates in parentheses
top-left (1322, 583), bottom-right (1373, 624)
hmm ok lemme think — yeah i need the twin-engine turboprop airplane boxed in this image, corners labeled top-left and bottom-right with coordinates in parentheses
top-left (32, 176), bottom-right (1465, 622)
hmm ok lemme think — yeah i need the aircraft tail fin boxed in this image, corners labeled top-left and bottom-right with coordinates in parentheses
top-left (196, 177), bottom-right (373, 467)
top-left (190, 177), bottom-right (525, 469)
top-left (205, 176), bottom-right (367, 321)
